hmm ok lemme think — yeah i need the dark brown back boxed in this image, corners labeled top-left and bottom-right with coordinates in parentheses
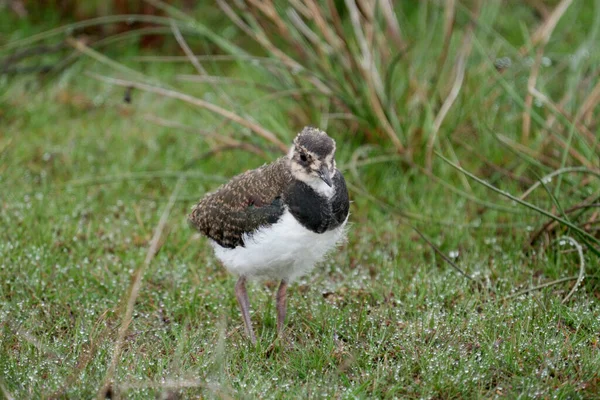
top-left (188, 157), bottom-right (292, 248)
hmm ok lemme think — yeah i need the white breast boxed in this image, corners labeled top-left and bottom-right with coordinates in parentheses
top-left (211, 210), bottom-right (348, 282)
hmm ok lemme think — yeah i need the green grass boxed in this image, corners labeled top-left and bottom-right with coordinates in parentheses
top-left (1, 2), bottom-right (600, 399)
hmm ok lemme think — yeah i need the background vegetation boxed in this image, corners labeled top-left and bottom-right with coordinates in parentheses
top-left (1, 0), bottom-right (599, 398)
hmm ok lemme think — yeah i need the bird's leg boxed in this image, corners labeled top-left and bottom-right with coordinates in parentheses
top-left (276, 279), bottom-right (288, 336)
top-left (234, 276), bottom-right (256, 344)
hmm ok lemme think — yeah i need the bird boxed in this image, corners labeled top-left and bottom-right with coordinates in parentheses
top-left (188, 127), bottom-right (349, 343)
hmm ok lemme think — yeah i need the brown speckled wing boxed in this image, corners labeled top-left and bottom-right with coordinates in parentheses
top-left (188, 158), bottom-right (292, 249)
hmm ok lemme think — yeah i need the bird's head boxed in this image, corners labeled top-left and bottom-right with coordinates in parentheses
top-left (288, 127), bottom-right (337, 189)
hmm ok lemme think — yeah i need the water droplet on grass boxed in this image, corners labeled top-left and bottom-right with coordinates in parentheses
top-left (542, 57), bottom-right (552, 67)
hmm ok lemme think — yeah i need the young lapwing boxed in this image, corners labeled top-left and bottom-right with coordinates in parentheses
top-left (188, 127), bottom-right (349, 343)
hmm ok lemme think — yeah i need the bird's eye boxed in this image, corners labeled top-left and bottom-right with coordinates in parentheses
top-left (300, 154), bottom-right (308, 162)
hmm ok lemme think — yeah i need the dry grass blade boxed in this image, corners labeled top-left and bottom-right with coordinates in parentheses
top-left (182, 144), bottom-right (266, 170)
top-left (170, 20), bottom-right (234, 108)
top-left (522, 48), bottom-right (544, 144)
top-left (500, 276), bottom-right (580, 301)
top-left (247, 0), bottom-right (290, 37)
top-left (558, 236), bottom-right (586, 304)
top-left (0, 380), bottom-right (14, 400)
top-left (216, 0), bottom-right (295, 70)
top-left (529, 87), bottom-right (596, 146)
top-left (87, 72), bottom-right (288, 152)
top-left (521, 0), bottom-right (570, 144)
top-left (144, 114), bottom-right (267, 157)
top-left (378, 0), bottom-right (405, 50)
top-left (575, 79), bottom-right (600, 128)
top-left (97, 179), bottom-right (183, 399)
top-left (525, 0), bottom-right (574, 53)
top-left (131, 54), bottom-right (278, 64)
top-left (539, 91), bottom-right (571, 138)
top-left (67, 37), bottom-right (150, 82)
top-left (11, 325), bottom-right (60, 360)
top-left (436, 0), bottom-right (456, 74)
top-left (2, 14), bottom-right (175, 51)
top-left (348, 1), bottom-right (403, 150)
top-left (496, 133), bottom-right (561, 169)
top-left (326, 0), bottom-right (362, 74)
top-left (243, 88), bottom-right (324, 110)
top-left (367, 84), bottom-right (405, 153)
top-left (304, 0), bottom-right (344, 51)
top-left (528, 89), bottom-right (593, 166)
top-left (520, 167), bottom-right (600, 200)
top-left (62, 170), bottom-right (223, 188)
top-left (217, 0), bottom-right (331, 95)
top-left (142, 0), bottom-right (246, 56)
top-left (426, 27), bottom-right (473, 170)
top-left (250, 0), bottom-right (333, 84)
top-left (344, 0), bottom-right (384, 97)
top-left (175, 74), bottom-right (279, 92)
top-left (287, 8), bottom-right (332, 55)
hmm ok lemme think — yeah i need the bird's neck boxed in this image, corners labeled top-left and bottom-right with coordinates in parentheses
top-left (300, 177), bottom-right (335, 198)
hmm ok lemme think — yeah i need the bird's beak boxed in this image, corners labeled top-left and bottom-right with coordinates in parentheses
top-left (318, 164), bottom-right (333, 187)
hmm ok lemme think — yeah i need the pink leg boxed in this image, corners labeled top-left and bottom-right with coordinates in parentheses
top-left (276, 280), bottom-right (288, 336)
top-left (235, 277), bottom-right (256, 344)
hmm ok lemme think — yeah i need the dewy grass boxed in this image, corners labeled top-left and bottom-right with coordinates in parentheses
top-left (1, 1), bottom-right (600, 398)
top-left (437, 153), bottom-right (600, 254)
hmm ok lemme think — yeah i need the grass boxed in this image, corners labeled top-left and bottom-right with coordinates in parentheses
top-left (1, 1), bottom-right (600, 398)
